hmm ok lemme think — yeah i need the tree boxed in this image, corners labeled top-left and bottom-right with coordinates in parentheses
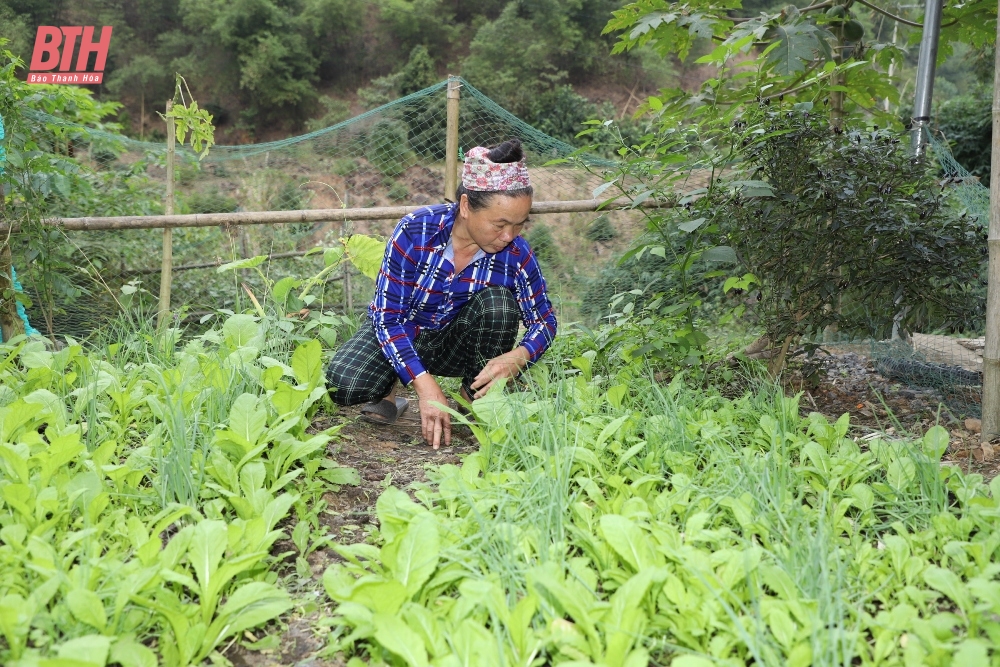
top-left (106, 55), bottom-right (170, 140)
top-left (602, 0), bottom-right (996, 128)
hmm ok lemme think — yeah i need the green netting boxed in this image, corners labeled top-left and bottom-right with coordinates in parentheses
top-left (930, 132), bottom-right (990, 223)
top-left (17, 79), bottom-right (635, 340)
top-left (819, 135), bottom-right (990, 418)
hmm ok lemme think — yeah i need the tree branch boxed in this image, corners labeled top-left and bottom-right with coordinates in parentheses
top-left (728, 0), bottom-right (833, 22)
top-left (852, 0), bottom-right (923, 27)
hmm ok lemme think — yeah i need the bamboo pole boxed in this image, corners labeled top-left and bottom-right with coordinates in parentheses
top-left (2, 198), bottom-right (669, 233)
top-left (981, 3), bottom-right (1000, 444)
top-left (444, 76), bottom-right (461, 202)
top-left (157, 100), bottom-right (175, 329)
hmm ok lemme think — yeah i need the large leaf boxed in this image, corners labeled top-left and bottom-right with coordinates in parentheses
top-left (765, 23), bottom-right (826, 75)
top-left (222, 314), bottom-right (261, 348)
top-left (216, 255), bottom-right (267, 273)
top-left (386, 514), bottom-right (440, 597)
top-left (600, 514), bottom-right (658, 571)
top-left (703, 245), bottom-right (738, 263)
top-left (345, 235), bottom-right (387, 280)
top-left (373, 613), bottom-right (429, 667)
top-left (228, 394), bottom-right (267, 450)
top-left (66, 589), bottom-right (107, 632)
top-left (291, 339), bottom-right (323, 389)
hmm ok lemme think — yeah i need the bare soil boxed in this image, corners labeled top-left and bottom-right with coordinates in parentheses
top-left (786, 349), bottom-right (1000, 484)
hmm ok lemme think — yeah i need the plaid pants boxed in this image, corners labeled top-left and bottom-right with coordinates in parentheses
top-left (326, 286), bottom-right (520, 405)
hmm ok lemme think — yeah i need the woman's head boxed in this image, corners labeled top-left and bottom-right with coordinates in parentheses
top-left (455, 139), bottom-right (533, 254)
top-left (456, 138), bottom-right (534, 211)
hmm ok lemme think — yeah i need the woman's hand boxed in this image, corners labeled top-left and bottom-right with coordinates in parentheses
top-left (412, 374), bottom-right (451, 449)
top-left (470, 347), bottom-right (530, 399)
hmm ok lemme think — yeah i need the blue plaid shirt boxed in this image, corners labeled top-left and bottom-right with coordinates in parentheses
top-left (370, 203), bottom-right (557, 384)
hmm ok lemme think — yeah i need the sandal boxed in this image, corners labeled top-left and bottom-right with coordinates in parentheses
top-left (359, 396), bottom-right (409, 425)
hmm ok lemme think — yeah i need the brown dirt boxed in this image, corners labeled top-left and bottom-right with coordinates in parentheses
top-left (785, 350), bottom-right (1000, 484)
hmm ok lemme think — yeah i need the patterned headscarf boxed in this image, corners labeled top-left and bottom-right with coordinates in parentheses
top-left (461, 146), bottom-right (530, 191)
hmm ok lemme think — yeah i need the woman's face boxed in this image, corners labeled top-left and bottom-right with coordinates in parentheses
top-left (460, 193), bottom-right (532, 254)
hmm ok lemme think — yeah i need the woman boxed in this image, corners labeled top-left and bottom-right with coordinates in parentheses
top-left (326, 138), bottom-right (557, 449)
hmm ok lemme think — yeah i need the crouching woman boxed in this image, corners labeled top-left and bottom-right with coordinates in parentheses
top-left (325, 138), bottom-right (557, 449)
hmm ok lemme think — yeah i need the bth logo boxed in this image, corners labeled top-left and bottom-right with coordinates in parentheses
top-left (28, 26), bottom-right (113, 85)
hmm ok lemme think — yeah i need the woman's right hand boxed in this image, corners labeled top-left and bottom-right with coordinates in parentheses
top-left (412, 374), bottom-right (451, 449)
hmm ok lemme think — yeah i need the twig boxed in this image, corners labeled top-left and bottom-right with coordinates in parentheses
top-left (851, 0), bottom-right (923, 27)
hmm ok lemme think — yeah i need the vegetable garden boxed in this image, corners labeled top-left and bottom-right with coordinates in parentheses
top-left (5, 0), bottom-right (1000, 663)
top-left (3, 314), bottom-right (1000, 666)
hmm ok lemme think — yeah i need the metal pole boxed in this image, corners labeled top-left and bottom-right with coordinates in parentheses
top-left (444, 76), bottom-right (461, 202)
top-left (157, 100), bottom-right (175, 329)
top-left (981, 2), bottom-right (1000, 443)
top-left (910, 0), bottom-right (944, 157)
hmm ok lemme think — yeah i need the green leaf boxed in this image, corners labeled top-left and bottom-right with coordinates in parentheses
top-left (272, 276), bottom-right (300, 303)
top-left (924, 566), bottom-right (972, 613)
top-left (677, 218), bottom-right (706, 233)
top-left (922, 425), bottom-right (949, 461)
top-left (227, 393), bottom-right (267, 450)
top-left (324, 246), bottom-right (346, 267)
top-left (671, 656), bottom-right (715, 667)
top-left (110, 638), bottom-right (157, 667)
top-left (593, 180), bottom-right (618, 198)
top-left (291, 339), bottom-right (323, 389)
top-left (703, 246), bottom-right (737, 263)
top-left (66, 589), bottom-right (107, 632)
top-left (953, 639), bottom-right (989, 667)
top-left (345, 235), bottom-right (387, 280)
top-left (606, 384), bottom-right (628, 409)
top-left (222, 314), bottom-right (260, 348)
top-left (373, 613), bottom-right (429, 667)
top-left (600, 514), bottom-right (658, 571)
top-left (765, 23), bottom-right (825, 75)
top-left (216, 255), bottom-right (268, 273)
top-left (55, 634), bottom-right (112, 666)
top-left (388, 514), bottom-right (440, 597)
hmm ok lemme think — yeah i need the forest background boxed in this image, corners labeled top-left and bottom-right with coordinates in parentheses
top-left (0, 0), bottom-right (992, 164)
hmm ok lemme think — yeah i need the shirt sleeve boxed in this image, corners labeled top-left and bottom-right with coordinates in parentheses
top-left (370, 218), bottom-right (427, 384)
top-left (513, 246), bottom-right (557, 363)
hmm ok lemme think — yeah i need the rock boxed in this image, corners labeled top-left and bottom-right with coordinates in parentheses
top-left (965, 417), bottom-right (982, 434)
top-left (982, 442), bottom-right (996, 461)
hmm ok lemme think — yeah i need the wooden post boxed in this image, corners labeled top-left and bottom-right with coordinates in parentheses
top-left (0, 198), bottom-right (24, 342)
top-left (981, 4), bottom-right (1000, 443)
top-left (444, 76), bottom-right (461, 202)
top-left (157, 100), bottom-right (174, 329)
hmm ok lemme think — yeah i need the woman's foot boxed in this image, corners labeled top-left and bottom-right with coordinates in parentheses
top-left (359, 396), bottom-right (409, 424)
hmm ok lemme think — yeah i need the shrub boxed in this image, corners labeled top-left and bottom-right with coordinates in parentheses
top-left (585, 215), bottom-right (617, 243)
top-left (936, 87), bottom-right (991, 185)
top-left (387, 180), bottom-right (409, 201)
top-left (306, 96), bottom-right (352, 132)
top-left (185, 190), bottom-right (239, 214)
top-left (524, 223), bottom-right (560, 267)
top-left (719, 105), bottom-right (985, 343)
top-left (332, 157), bottom-right (358, 176)
top-left (365, 119), bottom-right (413, 177)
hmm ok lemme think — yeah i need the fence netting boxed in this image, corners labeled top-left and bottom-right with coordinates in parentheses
top-left (10, 83), bottom-right (994, 418)
top-left (15, 78), bottom-right (635, 339)
top-left (816, 134), bottom-right (989, 418)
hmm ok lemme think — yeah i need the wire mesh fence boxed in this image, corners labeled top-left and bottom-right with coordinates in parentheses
top-left (9, 81), bottom-right (993, 419)
top-left (13, 78), bottom-right (637, 340)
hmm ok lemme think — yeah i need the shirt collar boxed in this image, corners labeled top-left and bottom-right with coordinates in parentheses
top-left (430, 203), bottom-right (459, 250)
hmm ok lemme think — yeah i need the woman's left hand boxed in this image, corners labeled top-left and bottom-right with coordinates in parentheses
top-left (470, 347), bottom-right (531, 399)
